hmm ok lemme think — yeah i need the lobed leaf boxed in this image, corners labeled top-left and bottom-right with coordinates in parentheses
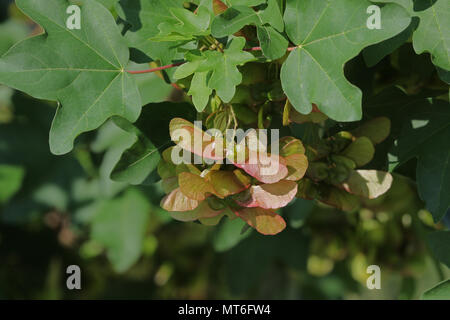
top-left (175, 37), bottom-right (255, 104)
top-left (212, 0), bottom-right (287, 59)
top-left (396, 99), bottom-right (450, 221)
top-left (281, 0), bottom-right (411, 121)
top-left (117, 0), bottom-right (186, 78)
top-left (0, 164), bottom-right (25, 204)
top-left (412, 0), bottom-right (450, 71)
top-left (427, 231), bottom-right (450, 268)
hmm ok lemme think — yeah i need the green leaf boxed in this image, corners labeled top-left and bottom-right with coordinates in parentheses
top-left (0, 0), bottom-right (142, 155)
top-left (188, 71), bottom-right (212, 112)
top-left (0, 18), bottom-right (29, 56)
top-left (0, 164), bottom-right (25, 204)
top-left (370, 0), bottom-right (412, 13)
top-left (281, 0), bottom-right (411, 121)
top-left (212, 6), bottom-right (259, 36)
top-left (235, 207), bottom-right (286, 235)
top-left (208, 38), bottom-right (256, 101)
top-left (91, 189), bottom-right (150, 273)
top-left (152, 6), bottom-right (211, 41)
top-left (111, 133), bottom-right (161, 185)
top-left (412, 0), bottom-right (450, 71)
top-left (396, 99), bottom-right (450, 221)
top-left (428, 231), bottom-right (450, 268)
top-left (176, 37), bottom-right (255, 102)
top-left (363, 0), bottom-right (414, 67)
top-left (117, 0), bottom-right (186, 77)
top-left (116, 102), bottom-right (196, 149)
top-left (236, 180), bottom-right (298, 209)
top-left (422, 279), bottom-right (450, 300)
top-left (211, 0), bottom-right (287, 59)
top-left (362, 19), bottom-right (417, 67)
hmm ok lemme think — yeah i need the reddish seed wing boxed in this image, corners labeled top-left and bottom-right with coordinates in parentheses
top-left (169, 118), bottom-right (225, 161)
top-left (232, 153), bottom-right (288, 184)
top-left (235, 180), bottom-right (298, 209)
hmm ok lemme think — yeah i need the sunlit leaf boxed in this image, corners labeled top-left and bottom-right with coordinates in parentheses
top-left (285, 154), bottom-right (308, 181)
top-left (281, 0), bottom-right (411, 121)
top-left (0, 0), bottom-right (142, 155)
top-left (235, 207), bottom-right (286, 235)
top-left (237, 180), bottom-right (298, 209)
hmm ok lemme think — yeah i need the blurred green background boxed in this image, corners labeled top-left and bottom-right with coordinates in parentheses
top-left (0, 0), bottom-right (449, 300)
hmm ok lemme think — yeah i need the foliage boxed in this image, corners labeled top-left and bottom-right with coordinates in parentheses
top-left (0, 0), bottom-right (449, 299)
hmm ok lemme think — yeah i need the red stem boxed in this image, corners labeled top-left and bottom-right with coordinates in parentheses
top-left (126, 62), bottom-right (186, 74)
top-left (126, 46), bottom-right (298, 74)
